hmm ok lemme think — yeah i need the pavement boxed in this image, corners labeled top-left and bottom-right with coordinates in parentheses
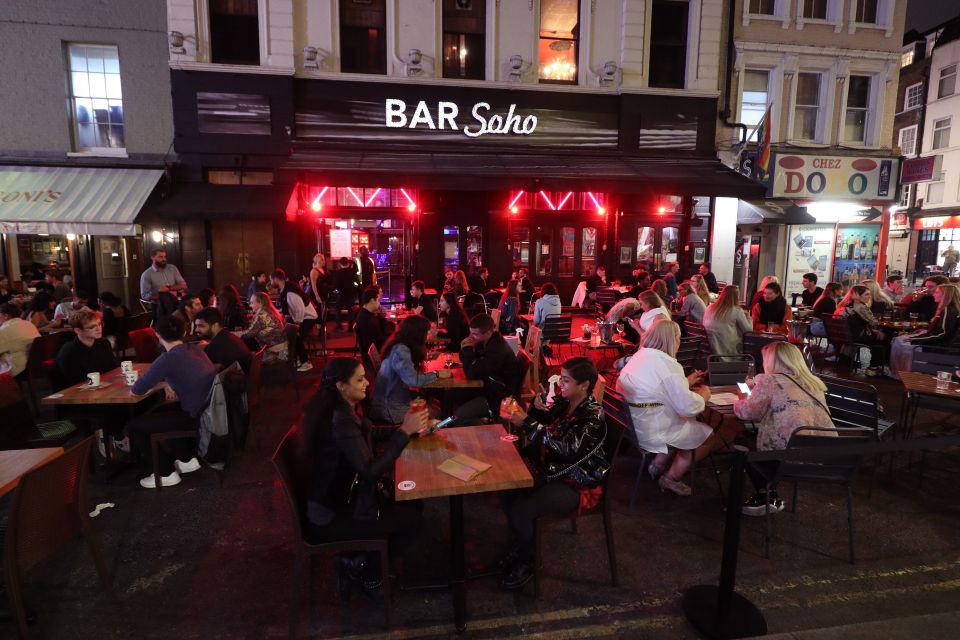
top-left (5, 328), bottom-right (960, 639)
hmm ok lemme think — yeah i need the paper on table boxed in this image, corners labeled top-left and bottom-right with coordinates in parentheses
top-left (437, 453), bottom-right (492, 482)
top-left (708, 393), bottom-right (741, 406)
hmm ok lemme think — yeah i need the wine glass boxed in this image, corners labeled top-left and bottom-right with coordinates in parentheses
top-left (616, 322), bottom-right (625, 341)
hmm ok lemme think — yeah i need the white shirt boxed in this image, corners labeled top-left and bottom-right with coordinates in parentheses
top-left (53, 302), bottom-right (92, 323)
top-left (0, 317), bottom-right (40, 377)
top-left (638, 306), bottom-right (669, 332)
top-left (287, 292), bottom-right (318, 324)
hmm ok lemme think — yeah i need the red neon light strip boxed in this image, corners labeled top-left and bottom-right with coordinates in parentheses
top-left (399, 188), bottom-right (416, 207)
top-left (539, 191), bottom-right (556, 210)
top-left (364, 187), bottom-right (382, 207)
top-left (346, 187), bottom-right (365, 207)
top-left (311, 186), bottom-right (328, 208)
top-left (586, 192), bottom-right (602, 208)
top-left (557, 191), bottom-right (573, 209)
top-left (507, 190), bottom-right (525, 209)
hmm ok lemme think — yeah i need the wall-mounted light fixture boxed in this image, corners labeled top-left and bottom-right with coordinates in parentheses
top-left (169, 31), bottom-right (186, 55)
top-left (303, 46), bottom-right (330, 70)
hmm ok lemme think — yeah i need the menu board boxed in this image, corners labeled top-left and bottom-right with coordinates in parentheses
top-left (785, 225), bottom-right (835, 298)
top-left (329, 229), bottom-right (352, 259)
top-left (833, 224), bottom-right (881, 288)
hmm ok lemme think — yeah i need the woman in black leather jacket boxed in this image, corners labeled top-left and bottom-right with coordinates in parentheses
top-left (910, 284), bottom-right (960, 347)
top-left (302, 357), bottom-right (428, 598)
top-left (500, 357), bottom-right (609, 590)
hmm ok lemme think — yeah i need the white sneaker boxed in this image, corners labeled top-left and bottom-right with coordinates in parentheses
top-left (175, 457), bottom-right (202, 474)
top-left (140, 470), bottom-right (182, 489)
top-left (297, 361), bottom-right (314, 372)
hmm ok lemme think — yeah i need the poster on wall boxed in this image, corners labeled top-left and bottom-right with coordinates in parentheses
top-left (329, 229), bottom-right (352, 259)
top-left (784, 224), bottom-right (835, 300)
top-left (833, 224), bottom-right (881, 288)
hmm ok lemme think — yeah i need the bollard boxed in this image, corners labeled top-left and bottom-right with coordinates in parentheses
top-left (682, 450), bottom-right (767, 639)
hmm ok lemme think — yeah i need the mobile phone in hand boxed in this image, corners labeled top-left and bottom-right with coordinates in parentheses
top-left (737, 382), bottom-right (751, 396)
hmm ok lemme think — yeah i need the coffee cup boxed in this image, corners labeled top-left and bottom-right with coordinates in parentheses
top-left (120, 360), bottom-right (134, 373)
top-left (87, 372), bottom-right (101, 387)
top-left (123, 371), bottom-right (139, 386)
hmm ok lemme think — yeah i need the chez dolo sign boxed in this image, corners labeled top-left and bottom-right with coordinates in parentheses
top-left (384, 98), bottom-right (538, 137)
top-left (768, 154), bottom-right (898, 201)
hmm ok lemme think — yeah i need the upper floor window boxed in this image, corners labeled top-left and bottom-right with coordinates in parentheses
top-left (844, 75), bottom-right (871, 144)
top-left (340, 0), bottom-right (386, 75)
top-left (803, 0), bottom-right (827, 19)
top-left (933, 117), bottom-right (951, 151)
top-left (740, 70), bottom-right (769, 131)
top-left (898, 125), bottom-right (917, 157)
top-left (938, 64), bottom-right (957, 99)
top-left (855, 0), bottom-right (877, 24)
top-left (749, 0), bottom-right (775, 15)
top-left (793, 72), bottom-right (821, 141)
top-left (442, 0), bottom-right (485, 80)
top-left (538, 0), bottom-right (579, 84)
top-left (903, 82), bottom-right (923, 110)
top-left (648, 0), bottom-right (689, 89)
top-left (209, 0), bottom-right (260, 65)
top-left (899, 182), bottom-right (912, 208)
top-left (900, 49), bottom-right (914, 68)
top-left (67, 44), bottom-right (124, 152)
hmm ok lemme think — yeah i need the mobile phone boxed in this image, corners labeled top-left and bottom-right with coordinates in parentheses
top-left (418, 414), bottom-right (455, 437)
top-left (737, 382), bottom-right (751, 396)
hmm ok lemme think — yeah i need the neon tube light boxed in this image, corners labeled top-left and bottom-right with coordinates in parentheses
top-left (586, 192), bottom-right (602, 209)
top-left (310, 186), bottom-right (329, 211)
top-left (346, 187), bottom-right (365, 207)
top-left (557, 191), bottom-right (573, 209)
top-left (539, 190), bottom-right (556, 210)
top-left (364, 188), bottom-right (382, 207)
top-left (507, 190), bottom-right (525, 209)
top-left (399, 188), bottom-right (416, 207)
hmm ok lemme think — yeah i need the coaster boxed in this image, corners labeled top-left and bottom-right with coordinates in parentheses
top-left (500, 434), bottom-right (519, 442)
top-left (47, 393), bottom-right (64, 399)
top-left (397, 480), bottom-right (416, 491)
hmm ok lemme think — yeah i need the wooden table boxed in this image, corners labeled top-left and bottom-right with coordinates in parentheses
top-left (0, 448), bottom-right (64, 497)
top-left (41, 363), bottom-right (164, 406)
top-left (571, 336), bottom-right (633, 352)
top-left (899, 371), bottom-right (960, 440)
top-left (395, 423), bottom-right (533, 632)
top-left (423, 354), bottom-right (483, 389)
top-left (879, 320), bottom-right (928, 335)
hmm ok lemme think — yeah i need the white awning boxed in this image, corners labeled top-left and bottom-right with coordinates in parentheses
top-left (0, 166), bottom-right (163, 236)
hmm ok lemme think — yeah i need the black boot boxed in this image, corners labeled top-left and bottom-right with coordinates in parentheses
top-left (334, 552), bottom-right (367, 602)
top-left (499, 553), bottom-right (534, 591)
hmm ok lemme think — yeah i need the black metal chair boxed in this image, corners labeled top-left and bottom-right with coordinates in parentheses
top-left (602, 387), bottom-right (654, 510)
top-left (742, 332), bottom-right (787, 372)
top-left (541, 315), bottom-right (574, 367)
top-left (594, 288), bottom-right (619, 314)
top-left (683, 321), bottom-right (711, 359)
top-left (677, 336), bottom-right (703, 375)
top-left (707, 354), bottom-right (754, 385)
top-left (822, 316), bottom-right (871, 372)
top-left (819, 374), bottom-right (895, 441)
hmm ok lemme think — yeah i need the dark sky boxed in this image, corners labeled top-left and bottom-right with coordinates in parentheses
top-left (906, 0), bottom-right (960, 33)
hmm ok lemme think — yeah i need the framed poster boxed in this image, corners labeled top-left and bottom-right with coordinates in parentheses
top-left (619, 246), bottom-right (632, 264)
top-left (693, 247), bottom-right (706, 264)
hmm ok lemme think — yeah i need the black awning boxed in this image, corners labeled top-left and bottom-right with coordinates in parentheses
top-left (738, 199), bottom-right (813, 225)
top-left (144, 184), bottom-right (292, 220)
top-left (281, 148), bottom-right (766, 198)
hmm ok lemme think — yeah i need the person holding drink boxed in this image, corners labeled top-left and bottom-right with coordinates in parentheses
top-left (750, 281), bottom-right (792, 335)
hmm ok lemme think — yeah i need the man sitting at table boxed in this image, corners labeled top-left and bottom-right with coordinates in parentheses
top-left (460, 313), bottom-right (522, 412)
top-left (194, 307), bottom-right (252, 373)
top-left (469, 266), bottom-right (491, 294)
top-left (409, 280), bottom-right (438, 323)
top-left (51, 290), bottom-right (93, 328)
top-left (356, 286), bottom-right (388, 369)
top-left (0, 302), bottom-right (40, 377)
top-left (585, 265), bottom-right (607, 303)
top-left (698, 263), bottom-right (720, 294)
top-left (799, 273), bottom-right (823, 307)
top-left (55, 310), bottom-right (117, 387)
top-left (127, 314), bottom-right (217, 489)
top-left (173, 294), bottom-right (203, 340)
top-left (627, 270), bottom-right (651, 299)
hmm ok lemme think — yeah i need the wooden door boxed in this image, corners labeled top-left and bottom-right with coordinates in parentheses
top-left (211, 221), bottom-right (275, 293)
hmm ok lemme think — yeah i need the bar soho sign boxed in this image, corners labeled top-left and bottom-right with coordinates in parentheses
top-left (385, 99), bottom-right (538, 138)
top-left (767, 154), bottom-right (899, 201)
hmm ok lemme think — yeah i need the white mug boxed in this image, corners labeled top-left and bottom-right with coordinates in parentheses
top-left (87, 372), bottom-right (101, 387)
top-left (120, 360), bottom-right (134, 373)
top-left (123, 371), bottom-right (139, 386)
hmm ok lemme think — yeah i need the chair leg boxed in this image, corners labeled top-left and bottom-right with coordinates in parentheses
top-left (533, 518), bottom-right (542, 598)
top-left (570, 516), bottom-right (578, 534)
top-left (81, 522), bottom-right (114, 589)
top-left (150, 435), bottom-right (163, 490)
top-left (289, 555), bottom-right (304, 639)
top-left (846, 485), bottom-right (856, 565)
top-left (603, 505), bottom-right (619, 587)
top-left (629, 453), bottom-right (647, 510)
top-left (763, 481), bottom-right (771, 559)
top-left (790, 482), bottom-right (798, 513)
top-left (2, 561), bottom-right (30, 639)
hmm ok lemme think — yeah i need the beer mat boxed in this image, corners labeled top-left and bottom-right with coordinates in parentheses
top-left (437, 454), bottom-right (492, 482)
top-left (47, 393), bottom-right (64, 399)
top-left (500, 434), bottom-right (519, 442)
top-left (79, 382), bottom-right (111, 391)
top-left (708, 393), bottom-right (740, 406)
top-left (397, 480), bottom-right (417, 491)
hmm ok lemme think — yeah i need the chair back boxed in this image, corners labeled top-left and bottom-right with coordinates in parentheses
top-left (595, 288), bottom-right (618, 313)
top-left (490, 308), bottom-right (502, 331)
top-left (593, 374), bottom-right (606, 405)
top-left (0, 372), bottom-right (36, 439)
top-left (128, 328), bottom-right (161, 363)
top-left (742, 332), bottom-right (786, 371)
top-left (676, 336), bottom-right (702, 374)
top-left (684, 321), bottom-right (708, 342)
top-left (127, 312), bottom-right (153, 331)
top-left (25, 332), bottom-right (71, 377)
top-left (707, 354), bottom-right (754, 385)
top-left (4, 437), bottom-right (94, 572)
top-left (601, 387), bottom-right (635, 447)
top-left (367, 343), bottom-right (382, 374)
top-left (801, 343), bottom-right (817, 372)
top-left (819, 374), bottom-right (881, 438)
top-left (247, 347), bottom-right (266, 413)
top-left (525, 324), bottom-right (541, 353)
top-left (515, 348), bottom-right (533, 398)
top-left (524, 325), bottom-right (542, 392)
top-left (910, 347), bottom-right (960, 376)
top-left (542, 315), bottom-right (573, 345)
top-left (822, 316), bottom-right (853, 346)
top-left (776, 427), bottom-right (870, 486)
top-left (272, 427), bottom-right (309, 541)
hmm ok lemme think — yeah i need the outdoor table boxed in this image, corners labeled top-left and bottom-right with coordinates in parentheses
top-left (898, 372), bottom-right (960, 440)
top-left (571, 335), bottom-right (633, 353)
top-left (879, 320), bottom-right (928, 335)
top-left (41, 363), bottom-right (164, 406)
top-left (0, 447), bottom-right (64, 497)
top-left (395, 423), bottom-right (533, 632)
top-left (422, 353), bottom-right (483, 389)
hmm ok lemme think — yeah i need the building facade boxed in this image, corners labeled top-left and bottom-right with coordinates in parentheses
top-left (0, 0), bottom-right (174, 306)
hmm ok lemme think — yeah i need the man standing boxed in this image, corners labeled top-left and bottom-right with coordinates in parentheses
top-left (358, 246), bottom-right (377, 290)
top-left (943, 245), bottom-right (960, 277)
top-left (409, 280), bottom-right (438, 323)
top-left (55, 310), bottom-right (117, 387)
top-left (0, 302), bottom-right (40, 377)
top-left (194, 307), bottom-right (252, 373)
top-left (128, 315), bottom-right (216, 489)
top-left (799, 273), bottom-right (823, 307)
top-left (698, 263), bottom-right (719, 294)
top-left (356, 286), bottom-right (388, 369)
top-left (140, 249), bottom-right (187, 317)
top-left (516, 268), bottom-right (535, 308)
top-left (663, 262), bottom-right (680, 301)
top-left (460, 313), bottom-right (522, 412)
top-left (334, 257), bottom-right (359, 329)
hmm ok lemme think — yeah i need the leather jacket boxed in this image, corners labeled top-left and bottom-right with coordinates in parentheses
top-left (521, 396), bottom-right (609, 488)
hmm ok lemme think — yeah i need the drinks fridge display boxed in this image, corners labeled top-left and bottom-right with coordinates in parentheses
top-left (833, 224), bottom-right (881, 288)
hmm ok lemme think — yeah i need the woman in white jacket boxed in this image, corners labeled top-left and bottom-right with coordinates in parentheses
top-left (616, 319), bottom-right (712, 496)
top-left (702, 285), bottom-right (753, 356)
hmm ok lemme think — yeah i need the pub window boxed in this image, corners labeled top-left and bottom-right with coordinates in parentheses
top-left (854, 0), bottom-right (877, 24)
top-left (844, 75), bottom-right (871, 144)
top-left (581, 227), bottom-right (597, 277)
top-left (340, 0), bottom-right (387, 75)
top-left (535, 228), bottom-right (553, 277)
top-left (511, 227), bottom-right (530, 275)
top-left (648, 0), bottom-right (688, 89)
top-left (442, 0), bottom-right (485, 80)
top-left (66, 44), bottom-right (124, 151)
top-left (559, 227), bottom-right (575, 277)
top-left (538, 0), bottom-right (579, 84)
top-left (938, 64), bottom-right (957, 99)
top-left (637, 227), bottom-right (654, 263)
top-left (443, 226), bottom-right (460, 271)
top-left (465, 225), bottom-right (483, 268)
top-left (209, 0), bottom-right (260, 65)
top-left (802, 0), bottom-right (826, 19)
top-left (739, 70), bottom-right (769, 131)
top-left (749, 0), bottom-right (775, 15)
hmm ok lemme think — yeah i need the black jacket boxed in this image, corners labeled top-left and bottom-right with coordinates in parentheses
top-left (411, 294), bottom-right (438, 323)
top-left (335, 267), bottom-right (359, 305)
top-left (460, 332), bottom-right (522, 407)
top-left (356, 307), bottom-right (388, 363)
top-left (468, 274), bottom-right (489, 294)
top-left (907, 294), bottom-right (938, 322)
top-left (521, 396), bottom-right (608, 488)
top-left (912, 306), bottom-right (960, 346)
top-left (703, 271), bottom-right (719, 294)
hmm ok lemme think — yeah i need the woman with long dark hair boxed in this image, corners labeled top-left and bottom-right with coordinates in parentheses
top-left (302, 357), bottom-right (427, 598)
top-left (498, 279), bottom-right (520, 335)
top-left (750, 281), bottom-right (792, 334)
top-left (22, 291), bottom-right (55, 330)
top-left (439, 292), bottom-right (470, 352)
top-left (834, 285), bottom-right (887, 376)
top-left (371, 314), bottom-right (451, 422)
top-left (217, 284), bottom-right (247, 331)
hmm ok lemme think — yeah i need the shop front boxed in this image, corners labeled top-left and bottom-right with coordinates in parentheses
top-left (910, 213), bottom-right (960, 280)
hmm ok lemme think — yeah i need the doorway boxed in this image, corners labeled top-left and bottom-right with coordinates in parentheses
top-left (510, 220), bottom-right (602, 302)
top-left (211, 220), bottom-right (275, 294)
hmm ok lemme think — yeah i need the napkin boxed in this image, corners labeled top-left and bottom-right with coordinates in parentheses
top-left (437, 454), bottom-right (491, 482)
top-left (708, 393), bottom-right (741, 406)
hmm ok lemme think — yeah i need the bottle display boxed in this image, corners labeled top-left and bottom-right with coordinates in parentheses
top-left (834, 225), bottom-right (881, 288)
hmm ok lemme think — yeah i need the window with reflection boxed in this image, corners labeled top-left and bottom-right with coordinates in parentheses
top-left (535, 228), bottom-right (553, 277)
top-left (511, 227), bottom-right (530, 274)
top-left (538, 0), bottom-right (579, 84)
top-left (443, 226), bottom-right (460, 271)
top-left (339, 0), bottom-right (387, 74)
top-left (581, 226), bottom-right (597, 276)
top-left (465, 225), bottom-right (483, 268)
top-left (558, 227), bottom-right (575, 276)
top-left (637, 227), bottom-right (654, 263)
top-left (442, 0), bottom-right (485, 80)
top-left (661, 227), bottom-right (679, 264)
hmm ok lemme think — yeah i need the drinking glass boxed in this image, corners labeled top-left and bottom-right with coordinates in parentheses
top-left (746, 362), bottom-right (756, 383)
top-left (936, 370), bottom-right (952, 390)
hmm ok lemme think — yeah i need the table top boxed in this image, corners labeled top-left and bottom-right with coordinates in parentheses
top-left (0, 447), bottom-right (64, 497)
top-left (41, 363), bottom-right (164, 406)
top-left (422, 353), bottom-right (484, 389)
top-left (571, 336), bottom-right (633, 350)
top-left (900, 371), bottom-right (960, 398)
top-left (519, 313), bottom-right (534, 323)
top-left (394, 423), bottom-right (533, 501)
top-left (879, 321), bottom-right (928, 332)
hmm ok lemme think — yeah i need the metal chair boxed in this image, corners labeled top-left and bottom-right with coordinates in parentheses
top-left (541, 315), bottom-right (574, 367)
top-left (272, 427), bottom-right (390, 634)
top-left (707, 354), bottom-right (754, 385)
top-left (677, 336), bottom-right (703, 375)
top-left (2, 437), bottom-right (112, 638)
top-left (742, 332), bottom-right (787, 372)
top-left (0, 372), bottom-right (77, 451)
top-left (819, 374), bottom-right (895, 441)
top-left (20, 331), bottom-right (73, 415)
top-left (822, 316), bottom-right (870, 371)
top-left (594, 288), bottom-right (619, 314)
top-left (683, 321), bottom-right (711, 359)
top-left (367, 343), bottom-right (382, 375)
top-left (602, 387), bottom-right (654, 510)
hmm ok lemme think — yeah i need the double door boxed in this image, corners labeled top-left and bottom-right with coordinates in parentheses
top-left (509, 220), bottom-right (601, 302)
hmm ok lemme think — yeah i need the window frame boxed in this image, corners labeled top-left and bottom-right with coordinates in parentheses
top-left (441, 0), bottom-right (486, 80)
top-left (792, 71), bottom-right (824, 143)
top-left (65, 43), bottom-right (126, 155)
top-left (899, 182), bottom-right (912, 208)
top-left (739, 69), bottom-right (771, 132)
top-left (748, 0), bottom-right (776, 16)
top-left (647, 0), bottom-right (690, 90)
top-left (854, 0), bottom-right (878, 24)
top-left (903, 82), bottom-right (923, 111)
top-left (898, 125), bottom-right (917, 157)
top-left (927, 175), bottom-right (945, 205)
top-left (938, 64), bottom-right (957, 100)
top-left (537, 0), bottom-right (580, 85)
top-left (900, 49), bottom-right (914, 68)
top-left (932, 117), bottom-right (952, 151)
top-left (338, 0), bottom-right (388, 75)
top-left (843, 74), bottom-right (872, 145)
